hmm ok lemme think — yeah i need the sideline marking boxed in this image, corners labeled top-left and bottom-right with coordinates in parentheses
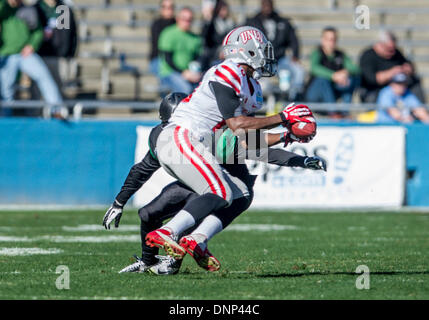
top-left (0, 247), bottom-right (63, 256)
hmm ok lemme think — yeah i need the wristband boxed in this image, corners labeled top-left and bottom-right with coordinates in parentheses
top-left (114, 199), bottom-right (124, 208)
top-left (279, 132), bottom-right (291, 147)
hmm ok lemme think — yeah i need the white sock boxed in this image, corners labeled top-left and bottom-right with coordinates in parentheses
top-left (191, 215), bottom-right (223, 241)
top-left (162, 210), bottom-right (195, 236)
top-left (189, 233), bottom-right (208, 252)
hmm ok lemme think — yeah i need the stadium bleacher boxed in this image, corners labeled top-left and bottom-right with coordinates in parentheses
top-left (67, 0), bottom-right (429, 107)
top-left (1, 0), bottom-right (424, 116)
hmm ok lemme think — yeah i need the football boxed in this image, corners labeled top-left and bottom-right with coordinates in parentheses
top-left (289, 116), bottom-right (317, 139)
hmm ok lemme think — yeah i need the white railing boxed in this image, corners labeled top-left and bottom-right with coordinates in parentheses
top-left (0, 100), bottom-right (379, 120)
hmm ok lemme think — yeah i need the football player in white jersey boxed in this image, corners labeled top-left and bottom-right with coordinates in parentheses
top-left (146, 26), bottom-right (313, 264)
top-left (103, 93), bottom-right (324, 275)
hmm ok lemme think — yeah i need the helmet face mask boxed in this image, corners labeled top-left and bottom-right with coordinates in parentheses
top-left (223, 26), bottom-right (277, 79)
top-left (261, 41), bottom-right (277, 77)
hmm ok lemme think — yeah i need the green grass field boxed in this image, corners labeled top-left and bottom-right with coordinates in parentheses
top-left (0, 209), bottom-right (428, 300)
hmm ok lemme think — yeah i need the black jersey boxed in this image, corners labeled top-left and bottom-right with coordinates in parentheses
top-left (115, 123), bottom-right (165, 206)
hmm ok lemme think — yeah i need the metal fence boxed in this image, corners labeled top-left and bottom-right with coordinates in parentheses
top-left (0, 100), bottom-right (379, 120)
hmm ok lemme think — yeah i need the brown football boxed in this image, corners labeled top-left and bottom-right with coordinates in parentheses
top-left (289, 116), bottom-right (317, 139)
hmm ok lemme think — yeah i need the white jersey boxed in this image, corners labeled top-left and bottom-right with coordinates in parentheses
top-left (169, 60), bottom-right (263, 137)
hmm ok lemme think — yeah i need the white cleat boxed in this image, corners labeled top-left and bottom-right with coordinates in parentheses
top-left (148, 255), bottom-right (183, 275)
top-left (118, 255), bottom-right (151, 273)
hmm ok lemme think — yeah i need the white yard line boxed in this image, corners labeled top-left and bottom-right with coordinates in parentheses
top-left (0, 235), bottom-right (141, 243)
top-left (62, 223), bottom-right (299, 233)
top-left (62, 225), bottom-right (139, 232)
top-left (0, 224), bottom-right (299, 243)
top-left (225, 224), bottom-right (299, 231)
top-left (0, 205), bottom-right (107, 211)
top-left (0, 247), bottom-right (63, 256)
top-left (0, 236), bottom-right (33, 242)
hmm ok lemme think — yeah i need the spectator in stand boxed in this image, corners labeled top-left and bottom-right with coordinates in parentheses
top-left (0, 0), bottom-right (63, 117)
top-left (201, 0), bottom-right (216, 23)
top-left (36, 0), bottom-right (77, 59)
top-left (200, 0), bottom-right (235, 72)
top-left (149, 0), bottom-right (175, 76)
top-left (245, 0), bottom-right (305, 100)
top-left (305, 27), bottom-right (360, 109)
top-left (359, 30), bottom-right (425, 103)
top-left (34, 0), bottom-right (77, 98)
top-left (158, 7), bottom-right (202, 94)
top-left (377, 73), bottom-right (429, 124)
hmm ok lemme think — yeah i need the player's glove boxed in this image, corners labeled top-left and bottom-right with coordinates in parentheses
top-left (304, 156), bottom-right (327, 171)
top-left (279, 103), bottom-right (313, 127)
top-left (102, 200), bottom-right (124, 229)
top-left (280, 131), bottom-right (313, 147)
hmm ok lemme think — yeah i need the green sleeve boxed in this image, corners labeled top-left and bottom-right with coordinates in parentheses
top-left (28, 26), bottom-right (43, 51)
top-left (196, 36), bottom-right (203, 56)
top-left (343, 54), bottom-right (360, 75)
top-left (158, 28), bottom-right (173, 52)
top-left (148, 140), bottom-right (157, 161)
top-left (310, 49), bottom-right (334, 80)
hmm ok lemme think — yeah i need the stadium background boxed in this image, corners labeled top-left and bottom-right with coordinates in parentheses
top-left (0, 0), bottom-right (428, 208)
top-left (1, 0), bottom-right (429, 301)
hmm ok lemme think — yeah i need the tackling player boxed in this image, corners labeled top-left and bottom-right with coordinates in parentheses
top-left (103, 93), bottom-right (326, 275)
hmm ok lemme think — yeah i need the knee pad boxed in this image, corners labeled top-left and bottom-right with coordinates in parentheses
top-left (138, 207), bottom-right (161, 229)
top-left (138, 207), bottom-right (150, 224)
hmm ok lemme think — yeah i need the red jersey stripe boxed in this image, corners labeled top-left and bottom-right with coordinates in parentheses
top-left (212, 119), bottom-right (226, 132)
top-left (215, 70), bottom-right (240, 94)
top-left (182, 128), bottom-right (227, 200)
top-left (221, 65), bottom-right (241, 85)
top-left (173, 126), bottom-right (219, 196)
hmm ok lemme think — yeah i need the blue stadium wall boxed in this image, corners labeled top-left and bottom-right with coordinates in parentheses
top-left (0, 118), bottom-right (428, 206)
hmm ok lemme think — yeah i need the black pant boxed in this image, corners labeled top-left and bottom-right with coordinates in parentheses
top-left (137, 176), bottom-right (255, 265)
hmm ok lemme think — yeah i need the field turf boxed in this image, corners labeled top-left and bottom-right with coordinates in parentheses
top-left (0, 209), bottom-right (428, 300)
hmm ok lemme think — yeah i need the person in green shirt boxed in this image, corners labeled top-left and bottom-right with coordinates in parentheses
top-left (305, 26), bottom-right (360, 107)
top-left (0, 0), bottom-right (63, 117)
top-left (158, 6), bottom-right (202, 94)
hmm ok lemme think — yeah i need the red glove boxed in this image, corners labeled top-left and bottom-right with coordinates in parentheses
top-left (280, 131), bottom-right (314, 147)
top-left (279, 103), bottom-right (313, 126)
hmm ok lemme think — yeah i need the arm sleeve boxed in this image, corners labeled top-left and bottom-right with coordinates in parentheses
top-left (310, 49), bottom-right (335, 80)
top-left (209, 81), bottom-right (241, 120)
top-left (268, 148), bottom-right (306, 167)
top-left (377, 88), bottom-right (395, 109)
top-left (28, 26), bottom-right (43, 51)
top-left (395, 49), bottom-right (410, 65)
top-left (343, 54), bottom-right (360, 75)
top-left (359, 50), bottom-right (378, 86)
top-left (158, 28), bottom-right (182, 72)
top-left (114, 152), bottom-right (161, 206)
top-left (163, 51), bottom-right (182, 72)
top-left (405, 93), bottom-right (422, 110)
